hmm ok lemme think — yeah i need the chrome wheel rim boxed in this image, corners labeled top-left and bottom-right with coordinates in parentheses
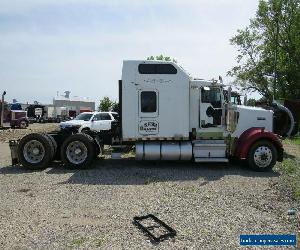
top-left (23, 140), bottom-right (45, 164)
top-left (254, 146), bottom-right (273, 168)
top-left (66, 141), bottom-right (88, 165)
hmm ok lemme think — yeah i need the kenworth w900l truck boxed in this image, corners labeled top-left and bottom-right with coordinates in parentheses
top-left (10, 60), bottom-right (294, 171)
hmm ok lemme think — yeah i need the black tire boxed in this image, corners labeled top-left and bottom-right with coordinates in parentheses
top-left (81, 128), bottom-right (90, 134)
top-left (17, 133), bottom-right (53, 170)
top-left (60, 133), bottom-right (95, 168)
top-left (80, 130), bottom-right (100, 158)
top-left (247, 140), bottom-right (277, 171)
top-left (94, 143), bottom-right (102, 158)
top-left (43, 134), bottom-right (57, 159)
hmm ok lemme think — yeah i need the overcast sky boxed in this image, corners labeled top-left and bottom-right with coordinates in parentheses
top-left (0, 0), bottom-right (259, 104)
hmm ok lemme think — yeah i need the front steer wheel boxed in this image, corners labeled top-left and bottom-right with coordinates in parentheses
top-left (247, 140), bottom-right (277, 171)
top-left (60, 133), bottom-right (96, 168)
top-left (17, 133), bottom-right (53, 170)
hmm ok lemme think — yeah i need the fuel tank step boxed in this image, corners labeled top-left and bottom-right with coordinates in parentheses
top-left (194, 157), bottom-right (229, 163)
top-left (193, 139), bottom-right (227, 159)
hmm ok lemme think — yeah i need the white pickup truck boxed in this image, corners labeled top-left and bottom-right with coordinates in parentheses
top-left (59, 111), bottom-right (118, 132)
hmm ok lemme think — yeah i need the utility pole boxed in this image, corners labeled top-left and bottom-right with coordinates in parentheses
top-left (0, 91), bottom-right (7, 128)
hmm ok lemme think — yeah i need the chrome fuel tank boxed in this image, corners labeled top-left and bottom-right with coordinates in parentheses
top-left (144, 142), bottom-right (161, 160)
top-left (135, 141), bottom-right (192, 161)
top-left (161, 142), bottom-right (180, 160)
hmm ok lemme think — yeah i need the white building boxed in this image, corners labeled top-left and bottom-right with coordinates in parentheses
top-left (53, 91), bottom-right (95, 117)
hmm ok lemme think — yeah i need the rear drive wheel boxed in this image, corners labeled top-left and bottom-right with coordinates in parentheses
top-left (81, 128), bottom-right (90, 134)
top-left (43, 134), bottom-right (57, 159)
top-left (248, 140), bottom-right (277, 171)
top-left (61, 133), bottom-right (95, 168)
top-left (17, 133), bottom-right (53, 170)
top-left (94, 143), bottom-right (102, 158)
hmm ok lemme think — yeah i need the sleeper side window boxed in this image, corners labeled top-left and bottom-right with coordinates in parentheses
top-left (138, 64), bottom-right (177, 74)
top-left (141, 91), bottom-right (157, 113)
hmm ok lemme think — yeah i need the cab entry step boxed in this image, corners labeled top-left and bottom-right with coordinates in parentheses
top-left (194, 158), bottom-right (229, 163)
top-left (193, 139), bottom-right (228, 162)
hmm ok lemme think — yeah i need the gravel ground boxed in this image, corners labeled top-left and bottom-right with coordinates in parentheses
top-left (0, 123), bottom-right (59, 143)
top-left (0, 124), bottom-right (299, 249)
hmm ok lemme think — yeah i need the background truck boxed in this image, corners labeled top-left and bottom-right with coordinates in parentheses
top-left (0, 101), bottom-right (28, 129)
top-left (10, 60), bottom-right (294, 171)
top-left (26, 104), bottom-right (47, 123)
top-left (45, 106), bottom-right (68, 123)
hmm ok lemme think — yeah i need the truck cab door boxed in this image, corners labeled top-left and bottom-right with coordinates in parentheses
top-left (199, 87), bottom-right (223, 128)
top-left (137, 89), bottom-right (159, 136)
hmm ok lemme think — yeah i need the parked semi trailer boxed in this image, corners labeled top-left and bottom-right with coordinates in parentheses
top-left (10, 60), bottom-right (294, 171)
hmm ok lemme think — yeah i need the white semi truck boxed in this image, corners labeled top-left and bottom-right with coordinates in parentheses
top-left (10, 60), bottom-right (289, 171)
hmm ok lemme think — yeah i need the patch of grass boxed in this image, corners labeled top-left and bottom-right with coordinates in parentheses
top-left (292, 137), bottom-right (300, 145)
top-left (287, 136), bottom-right (300, 145)
top-left (280, 159), bottom-right (298, 174)
top-left (278, 158), bottom-right (300, 201)
top-left (294, 188), bottom-right (300, 200)
top-left (70, 238), bottom-right (85, 247)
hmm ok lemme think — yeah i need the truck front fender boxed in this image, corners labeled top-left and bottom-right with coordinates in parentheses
top-left (234, 127), bottom-right (283, 161)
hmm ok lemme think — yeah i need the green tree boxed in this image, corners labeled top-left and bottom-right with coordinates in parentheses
top-left (98, 97), bottom-right (114, 112)
top-left (228, 0), bottom-right (300, 102)
top-left (111, 102), bottom-right (119, 113)
top-left (247, 98), bottom-right (257, 106)
top-left (147, 54), bottom-right (177, 63)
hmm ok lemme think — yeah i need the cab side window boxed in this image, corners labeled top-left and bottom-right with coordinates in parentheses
top-left (201, 88), bottom-right (222, 108)
top-left (138, 64), bottom-right (177, 74)
top-left (141, 91), bottom-right (157, 113)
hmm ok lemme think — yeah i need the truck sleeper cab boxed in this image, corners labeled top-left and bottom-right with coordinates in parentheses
top-left (121, 60), bottom-right (282, 171)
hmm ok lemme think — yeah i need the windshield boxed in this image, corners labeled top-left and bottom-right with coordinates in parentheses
top-left (74, 113), bottom-right (93, 121)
